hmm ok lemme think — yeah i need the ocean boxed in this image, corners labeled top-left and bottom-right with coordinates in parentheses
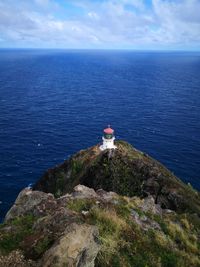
top-left (0, 49), bottom-right (200, 222)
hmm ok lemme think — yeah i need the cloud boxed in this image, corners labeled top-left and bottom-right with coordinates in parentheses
top-left (152, 0), bottom-right (200, 45)
top-left (35, 0), bottom-right (50, 6)
top-left (0, 0), bottom-right (199, 49)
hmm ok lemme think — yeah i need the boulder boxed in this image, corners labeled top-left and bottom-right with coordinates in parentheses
top-left (40, 223), bottom-right (100, 267)
top-left (139, 195), bottom-right (162, 215)
top-left (131, 209), bottom-right (161, 231)
top-left (5, 189), bottom-right (53, 222)
top-left (72, 185), bottom-right (97, 199)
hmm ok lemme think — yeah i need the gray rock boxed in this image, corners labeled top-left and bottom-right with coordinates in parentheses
top-left (72, 185), bottom-right (98, 199)
top-left (96, 189), bottom-right (118, 202)
top-left (139, 195), bottom-right (162, 215)
top-left (40, 223), bottom-right (100, 267)
top-left (131, 209), bottom-right (161, 231)
top-left (5, 188), bottom-right (52, 222)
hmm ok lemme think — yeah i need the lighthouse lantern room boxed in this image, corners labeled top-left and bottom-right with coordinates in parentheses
top-left (100, 125), bottom-right (117, 150)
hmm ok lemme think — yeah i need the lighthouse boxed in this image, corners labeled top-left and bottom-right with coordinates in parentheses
top-left (100, 125), bottom-right (117, 151)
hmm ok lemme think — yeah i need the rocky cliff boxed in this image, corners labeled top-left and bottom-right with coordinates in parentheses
top-left (0, 141), bottom-right (200, 267)
top-left (1, 184), bottom-right (200, 267)
top-left (34, 141), bottom-right (200, 214)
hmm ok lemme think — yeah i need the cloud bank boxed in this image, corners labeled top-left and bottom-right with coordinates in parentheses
top-left (0, 0), bottom-right (200, 50)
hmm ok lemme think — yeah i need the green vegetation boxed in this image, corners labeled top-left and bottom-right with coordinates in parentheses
top-left (55, 171), bottom-right (66, 197)
top-left (1, 140), bottom-right (200, 266)
top-left (34, 140), bottom-right (200, 216)
top-left (71, 159), bottom-right (83, 176)
top-left (66, 198), bottom-right (95, 212)
top-left (0, 215), bottom-right (54, 261)
top-left (0, 215), bottom-right (36, 255)
top-left (1, 192), bottom-right (200, 266)
top-left (66, 197), bottom-right (200, 267)
top-left (34, 236), bottom-right (53, 257)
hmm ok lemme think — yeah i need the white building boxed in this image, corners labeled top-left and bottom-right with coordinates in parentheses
top-left (99, 125), bottom-right (117, 151)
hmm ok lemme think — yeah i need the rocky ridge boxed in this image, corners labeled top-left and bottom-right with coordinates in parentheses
top-left (1, 184), bottom-right (200, 266)
top-left (34, 141), bottom-right (200, 214)
top-left (0, 141), bottom-right (200, 267)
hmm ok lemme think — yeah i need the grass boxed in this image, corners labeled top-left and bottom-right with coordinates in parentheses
top-left (166, 220), bottom-right (199, 254)
top-left (0, 215), bottom-right (36, 255)
top-left (1, 190), bottom-right (199, 267)
top-left (66, 196), bottom-right (200, 267)
top-left (89, 208), bottom-right (127, 266)
top-left (55, 171), bottom-right (65, 197)
top-left (34, 236), bottom-right (53, 257)
top-left (71, 159), bottom-right (83, 176)
top-left (66, 198), bottom-right (95, 212)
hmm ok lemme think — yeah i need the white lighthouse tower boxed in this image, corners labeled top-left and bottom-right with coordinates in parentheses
top-left (100, 125), bottom-right (117, 151)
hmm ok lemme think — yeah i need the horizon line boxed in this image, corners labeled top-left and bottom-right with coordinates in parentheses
top-left (0, 47), bottom-right (200, 52)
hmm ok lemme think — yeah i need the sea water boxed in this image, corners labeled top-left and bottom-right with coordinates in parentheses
top-left (0, 50), bottom-right (200, 221)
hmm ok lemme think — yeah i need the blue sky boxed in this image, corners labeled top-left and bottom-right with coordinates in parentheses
top-left (0, 0), bottom-right (200, 50)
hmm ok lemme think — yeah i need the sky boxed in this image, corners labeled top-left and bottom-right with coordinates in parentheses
top-left (0, 0), bottom-right (200, 50)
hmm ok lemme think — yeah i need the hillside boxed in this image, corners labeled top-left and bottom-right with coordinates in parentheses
top-left (34, 141), bottom-right (200, 214)
top-left (0, 141), bottom-right (200, 267)
top-left (0, 185), bottom-right (200, 267)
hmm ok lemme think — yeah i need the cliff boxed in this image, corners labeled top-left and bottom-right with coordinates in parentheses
top-left (34, 141), bottom-right (200, 214)
top-left (0, 141), bottom-right (200, 267)
top-left (1, 185), bottom-right (200, 267)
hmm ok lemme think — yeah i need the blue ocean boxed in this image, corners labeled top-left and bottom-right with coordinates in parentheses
top-left (0, 50), bottom-right (200, 222)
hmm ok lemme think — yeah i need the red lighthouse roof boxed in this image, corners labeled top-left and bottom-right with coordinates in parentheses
top-left (104, 125), bottom-right (114, 134)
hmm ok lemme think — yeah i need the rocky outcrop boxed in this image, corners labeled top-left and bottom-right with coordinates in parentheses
top-left (138, 195), bottom-right (163, 215)
top-left (72, 185), bottom-right (98, 199)
top-left (1, 186), bottom-right (101, 267)
top-left (5, 189), bottom-right (54, 222)
top-left (130, 209), bottom-right (161, 231)
top-left (34, 141), bottom-right (200, 214)
top-left (41, 223), bottom-right (99, 267)
top-left (1, 185), bottom-right (200, 267)
top-left (1, 140), bottom-right (200, 267)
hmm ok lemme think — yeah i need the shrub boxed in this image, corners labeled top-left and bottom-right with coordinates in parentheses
top-left (71, 160), bottom-right (83, 175)
top-left (0, 215), bottom-right (36, 255)
top-left (67, 198), bottom-right (95, 212)
top-left (161, 251), bottom-right (178, 267)
top-left (34, 236), bottom-right (52, 257)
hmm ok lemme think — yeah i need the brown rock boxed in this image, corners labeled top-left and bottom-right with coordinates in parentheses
top-left (40, 223), bottom-right (100, 267)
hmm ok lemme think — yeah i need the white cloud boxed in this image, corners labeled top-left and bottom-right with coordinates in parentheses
top-left (88, 12), bottom-right (99, 20)
top-left (152, 0), bottom-right (200, 45)
top-left (0, 0), bottom-right (199, 49)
